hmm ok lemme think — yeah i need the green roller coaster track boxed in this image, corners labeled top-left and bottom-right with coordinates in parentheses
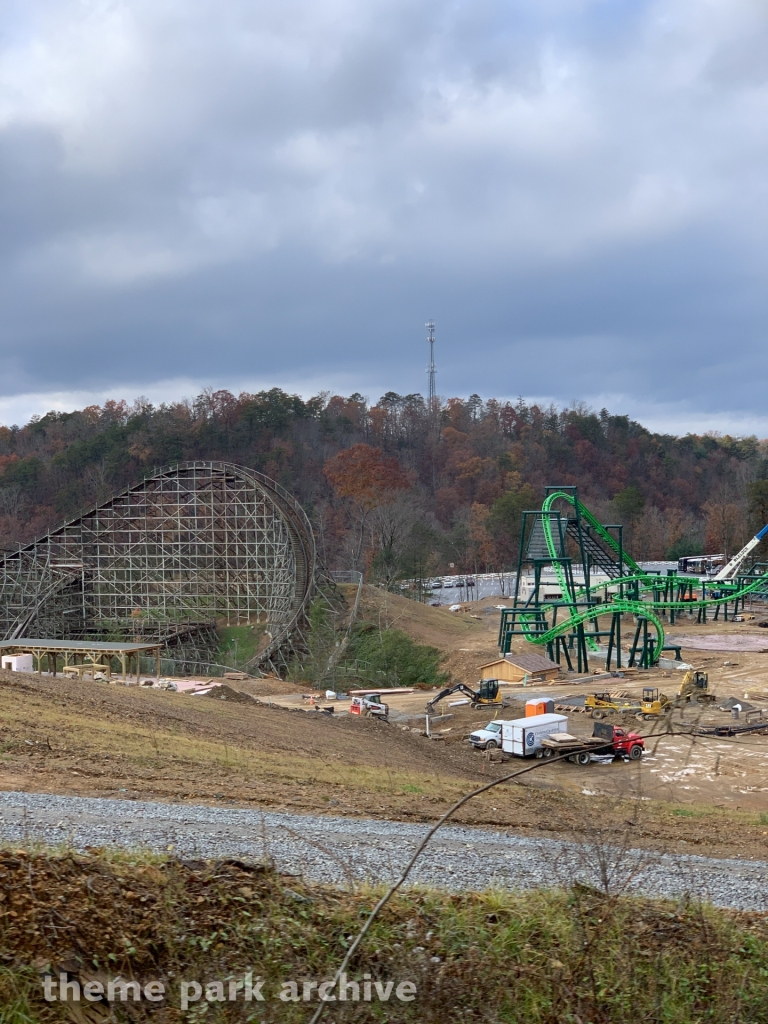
top-left (513, 490), bottom-right (768, 664)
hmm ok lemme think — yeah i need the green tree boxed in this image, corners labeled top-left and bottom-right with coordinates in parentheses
top-left (747, 479), bottom-right (768, 533)
top-left (612, 485), bottom-right (646, 523)
top-left (665, 535), bottom-right (703, 561)
top-left (346, 624), bottom-right (448, 688)
top-left (487, 481), bottom-right (539, 567)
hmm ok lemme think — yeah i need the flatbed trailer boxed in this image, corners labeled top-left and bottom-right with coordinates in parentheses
top-left (540, 722), bottom-right (645, 765)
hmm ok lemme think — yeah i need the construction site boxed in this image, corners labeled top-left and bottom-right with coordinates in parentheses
top-left (2, 473), bottom-right (768, 1021)
top-left (1, 476), bottom-right (768, 834)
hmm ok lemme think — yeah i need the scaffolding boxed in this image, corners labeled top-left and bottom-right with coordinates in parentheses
top-left (0, 462), bottom-right (318, 676)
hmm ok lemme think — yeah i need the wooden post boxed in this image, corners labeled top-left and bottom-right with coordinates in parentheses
top-left (120, 653), bottom-right (127, 681)
top-left (156, 649), bottom-right (161, 678)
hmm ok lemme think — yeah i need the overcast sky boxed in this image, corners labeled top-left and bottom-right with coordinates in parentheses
top-left (0, 0), bottom-right (766, 433)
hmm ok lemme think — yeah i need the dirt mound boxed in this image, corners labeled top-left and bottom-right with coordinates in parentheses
top-left (0, 669), bottom-right (486, 817)
top-left (201, 684), bottom-right (261, 705)
top-left (226, 676), bottom-right (305, 697)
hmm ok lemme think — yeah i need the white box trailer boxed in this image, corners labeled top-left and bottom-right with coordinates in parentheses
top-left (501, 714), bottom-right (568, 757)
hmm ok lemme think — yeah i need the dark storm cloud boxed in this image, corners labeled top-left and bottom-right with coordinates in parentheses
top-left (0, 0), bottom-right (767, 429)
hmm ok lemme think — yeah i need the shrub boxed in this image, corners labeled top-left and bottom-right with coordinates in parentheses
top-left (345, 625), bottom-right (448, 688)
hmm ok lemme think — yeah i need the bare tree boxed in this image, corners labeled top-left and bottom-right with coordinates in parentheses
top-left (0, 485), bottom-right (25, 519)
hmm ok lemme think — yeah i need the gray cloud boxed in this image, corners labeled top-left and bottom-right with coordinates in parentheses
top-left (0, 0), bottom-right (766, 429)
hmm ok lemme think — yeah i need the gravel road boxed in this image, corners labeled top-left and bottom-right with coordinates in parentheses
top-left (0, 790), bottom-right (765, 910)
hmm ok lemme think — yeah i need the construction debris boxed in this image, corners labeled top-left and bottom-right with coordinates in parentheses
top-left (718, 696), bottom-right (756, 712)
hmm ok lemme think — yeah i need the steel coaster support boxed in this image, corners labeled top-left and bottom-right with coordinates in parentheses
top-left (605, 611), bottom-right (622, 671)
top-left (551, 634), bottom-right (573, 671)
top-left (574, 622), bottom-right (589, 673)
top-left (642, 631), bottom-right (656, 668)
top-left (666, 570), bottom-right (677, 624)
top-left (628, 616), bottom-right (651, 668)
top-left (499, 490), bottom-right (768, 669)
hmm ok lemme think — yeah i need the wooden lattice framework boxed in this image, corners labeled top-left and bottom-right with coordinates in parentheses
top-left (0, 462), bottom-right (317, 675)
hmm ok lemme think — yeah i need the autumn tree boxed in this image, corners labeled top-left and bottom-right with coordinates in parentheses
top-left (702, 483), bottom-right (748, 559)
top-left (323, 444), bottom-right (410, 570)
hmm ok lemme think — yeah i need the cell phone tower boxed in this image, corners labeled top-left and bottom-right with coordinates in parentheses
top-left (426, 319), bottom-right (436, 409)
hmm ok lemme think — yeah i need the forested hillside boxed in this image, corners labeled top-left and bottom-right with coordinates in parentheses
top-left (0, 388), bottom-right (766, 578)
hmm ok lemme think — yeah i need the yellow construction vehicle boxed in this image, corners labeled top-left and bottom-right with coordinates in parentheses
top-left (425, 679), bottom-right (502, 713)
top-left (633, 672), bottom-right (715, 720)
top-left (676, 669), bottom-right (717, 706)
top-left (585, 692), bottom-right (641, 719)
top-left (637, 687), bottom-right (672, 719)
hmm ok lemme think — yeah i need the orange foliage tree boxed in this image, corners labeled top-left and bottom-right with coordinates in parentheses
top-left (324, 444), bottom-right (410, 569)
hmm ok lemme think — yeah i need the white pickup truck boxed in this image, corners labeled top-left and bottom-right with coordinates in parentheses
top-left (469, 720), bottom-right (505, 750)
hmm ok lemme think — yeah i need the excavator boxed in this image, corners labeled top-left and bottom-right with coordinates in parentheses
top-left (637, 671), bottom-right (716, 719)
top-left (637, 687), bottom-right (671, 719)
top-left (676, 669), bottom-right (717, 706)
top-left (425, 679), bottom-right (503, 714)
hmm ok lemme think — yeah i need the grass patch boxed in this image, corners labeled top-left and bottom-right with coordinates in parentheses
top-left (5, 849), bottom-right (768, 1022)
top-left (216, 624), bottom-right (262, 666)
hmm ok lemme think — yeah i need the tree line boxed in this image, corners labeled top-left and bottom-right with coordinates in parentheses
top-left (0, 387), bottom-right (766, 579)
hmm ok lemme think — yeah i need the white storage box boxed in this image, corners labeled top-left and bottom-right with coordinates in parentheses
top-left (1, 654), bottom-right (34, 673)
top-left (501, 714), bottom-right (568, 757)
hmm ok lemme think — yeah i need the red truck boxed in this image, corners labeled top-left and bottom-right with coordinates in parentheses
top-left (540, 721), bottom-right (645, 765)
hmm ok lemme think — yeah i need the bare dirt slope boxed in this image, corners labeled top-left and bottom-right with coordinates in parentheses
top-left (1, 668), bottom-right (768, 861)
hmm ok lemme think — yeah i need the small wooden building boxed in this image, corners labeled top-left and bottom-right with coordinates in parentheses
top-left (480, 653), bottom-right (560, 683)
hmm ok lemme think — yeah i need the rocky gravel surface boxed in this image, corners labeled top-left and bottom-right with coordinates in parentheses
top-left (0, 790), bottom-right (765, 910)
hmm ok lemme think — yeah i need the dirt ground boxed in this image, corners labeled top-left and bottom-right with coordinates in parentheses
top-left (2, 591), bottom-right (768, 864)
top-left (1, 662), bottom-right (768, 864)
